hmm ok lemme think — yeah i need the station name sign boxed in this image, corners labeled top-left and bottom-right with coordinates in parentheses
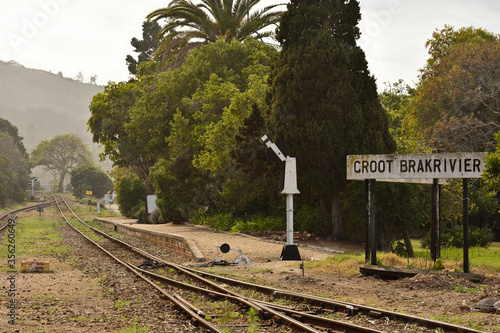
top-left (347, 152), bottom-right (488, 180)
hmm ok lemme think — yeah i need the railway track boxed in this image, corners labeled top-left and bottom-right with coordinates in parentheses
top-left (0, 199), bottom-right (57, 231)
top-left (48, 194), bottom-right (484, 333)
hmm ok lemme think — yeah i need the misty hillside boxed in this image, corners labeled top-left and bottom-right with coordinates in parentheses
top-left (0, 60), bottom-right (103, 153)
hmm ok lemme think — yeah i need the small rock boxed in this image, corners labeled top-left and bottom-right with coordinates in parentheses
top-left (459, 305), bottom-right (470, 311)
top-left (495, 300), bottom-right (500, 309)
top-left (476, 298), bottom-right (498, 313)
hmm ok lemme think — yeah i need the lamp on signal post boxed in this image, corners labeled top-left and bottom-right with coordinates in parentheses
top-left (261, 135), bottom-right (301, 261)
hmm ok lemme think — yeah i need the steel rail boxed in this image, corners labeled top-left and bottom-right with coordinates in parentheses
top-left (120, 246), bottom-right (481, 333)
top-left (57, 196), bottom-right (324, 332)
top-left (52, 195), bottom-right (224, 333)
top-left (57, 194), bottom-right (482, 333)
top-left (133, 264), bottom-right (382, 333)
top-left (0, 199), bottom-right (57, 221)
top-left (0, 200), bottom-right (58, 234)
top-left (57, 195), bottom-right (383, 333)
top-left (182, 266), bottom-right (483, 333)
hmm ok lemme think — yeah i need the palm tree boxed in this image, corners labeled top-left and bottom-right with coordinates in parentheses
top-left (147, 0), bottom-right (284, 69)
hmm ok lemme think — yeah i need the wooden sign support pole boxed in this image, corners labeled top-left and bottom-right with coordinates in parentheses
top-left (365, 179), bottom-right (377, 265)
top-left (463, 178), bottom-right (470, 273)
top-left (430, 179), bottom-right (441, 261)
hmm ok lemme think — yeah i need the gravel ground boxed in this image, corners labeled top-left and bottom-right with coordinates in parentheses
top-left (0, 218), bottom-right (202, 332)
top-left (2, 208), bottom-right (500, 332)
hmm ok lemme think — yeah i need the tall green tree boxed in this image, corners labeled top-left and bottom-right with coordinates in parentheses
top-left (125, 21), bottom-right (161, 75)
top-left (0, 118), bottom-right (27, 158)
top-left (149, 38), bottom-right (280, 222)
top-left (88, 63), bottom-right (158, 193)
top-left (30, 134), bottom-right (91, 193)
top-left (70, 162), bottom-right (113, 199)
top-left (0, 119), bottom-right (30, 206)
top-left (268, 0), bottom-right (396, 240)
top-left (406, 25), bottom-right (500, 152)
top-left (146, 0), bottom-right (283, 69)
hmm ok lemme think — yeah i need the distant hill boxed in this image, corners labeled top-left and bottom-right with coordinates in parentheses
top-left (0, 60), bottom-right (104, 153)
top-left (0, 60), bottom-right (114, 188)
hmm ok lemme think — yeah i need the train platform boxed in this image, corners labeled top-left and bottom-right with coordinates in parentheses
top-left (94, 217), bottom-right (343, 265)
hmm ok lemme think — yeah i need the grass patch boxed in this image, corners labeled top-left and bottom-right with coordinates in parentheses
top-left (306, 241), bottom-right (500, 275)
top-left (410, 240), bottom-right (500, 272)
top-left (431, 314), bottom-right (486, 331)
top-left (112, 317), bottom-right (151, 333)
top-left (0, 217), bottom-right (68, 270)
top-left (306, 253), bottom-right (366, 275)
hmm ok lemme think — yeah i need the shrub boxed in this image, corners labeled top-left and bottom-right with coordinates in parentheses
top-left (149, 208), bottom-right (165, 224)
top-left (230, 215), bottom-right (285, 233)
top-left (191, 212), bottom-right (234, 231)
top-left (294, 203), bottom-right (331, 235)
top-left (115, 172), bottom-right (146, 218)
top-left (420, 224), bottom-right (494, 248)
top-left (469, 226), bottom-right (494, 247)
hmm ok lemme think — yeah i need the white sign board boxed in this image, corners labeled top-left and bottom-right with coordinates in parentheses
top-left (146, 194), bottom-right (157, 214)
top-left (347, 153), bottom-right (488, 181)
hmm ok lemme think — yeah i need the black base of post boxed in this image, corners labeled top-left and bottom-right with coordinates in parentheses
top-left (280, 245), bottom-right (301, 261)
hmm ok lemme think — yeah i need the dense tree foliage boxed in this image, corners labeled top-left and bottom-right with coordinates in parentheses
top-left (0, 119), bottom-right (29, 206)
top-left (149, 39), bottom-right (281, 222)
top-left (126, 21), bottom-right (161, 75)
top-left (70, 162), bottom-right (113, 199)
top-left (91, 39), bottom-right (280, 222)
top-left (268, 0), bottom-right (396, 240)
top-left (406, 26), bottom-right (500, 152)
top-left (91, 5), bottom-right (500, 243)
top-left (389, 26), bottom-right (500, 243)
top-left (30, 134), bottom-right (90, 193)
top-left (146, 0), bottom-right (283, 69)
top-left (112, 167), bottom-right (146, 219)
top-left (88, 63), bottom-right (158, 192)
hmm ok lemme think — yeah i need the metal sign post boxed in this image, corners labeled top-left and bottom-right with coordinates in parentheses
top-left (261, 135), bottom-right (301, 261)
top-left (347, 152), bottom-right (487, 271)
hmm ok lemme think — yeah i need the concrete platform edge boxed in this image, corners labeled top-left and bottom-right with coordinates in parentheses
top-left (93, 218), bottom-right (206, 262)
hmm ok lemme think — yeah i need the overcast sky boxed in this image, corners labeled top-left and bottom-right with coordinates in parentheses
top-left (1, 0), bottom-right (500, 90)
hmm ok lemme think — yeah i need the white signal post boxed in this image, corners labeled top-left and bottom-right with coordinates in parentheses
top-left (29, 177), bottom-right (38, 200)
top-left (261, 135), bottom-right (301, 260)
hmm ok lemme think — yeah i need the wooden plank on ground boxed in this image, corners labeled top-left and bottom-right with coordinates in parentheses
top-left (360, 265), bottom-right (485, 283)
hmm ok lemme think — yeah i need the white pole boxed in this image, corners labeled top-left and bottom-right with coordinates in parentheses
top-left (286, 194), bottom-right (294, 245)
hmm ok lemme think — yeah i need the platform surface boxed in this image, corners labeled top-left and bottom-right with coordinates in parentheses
top-left (102, 219), bottom-right (339, 264)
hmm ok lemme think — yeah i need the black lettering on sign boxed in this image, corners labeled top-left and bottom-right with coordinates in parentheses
top-left (386, 160), bottom-right (393, 172)
top-left (362, 161), bottom-right (369, 173)
top-left (434, 159), bottom-right (441, 172)
top-left (400, 160), bottom-right (407, 172)
top-left (354, 161), bottom-right (360, 173)
top-left (409, 159), bottom-right (416, 173)
top-left (474, 159), bottom-right (481, 172)
top-left (378, 161), bottom-right (385, 172)
top-left (425, 159), bottom-right (432, 172)
top-left (464, 158), bottom-right (471, 172)
top-left (417, 160), bottom-right (424, 172)
top-left (450, 159), bottom-right (457, 172)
